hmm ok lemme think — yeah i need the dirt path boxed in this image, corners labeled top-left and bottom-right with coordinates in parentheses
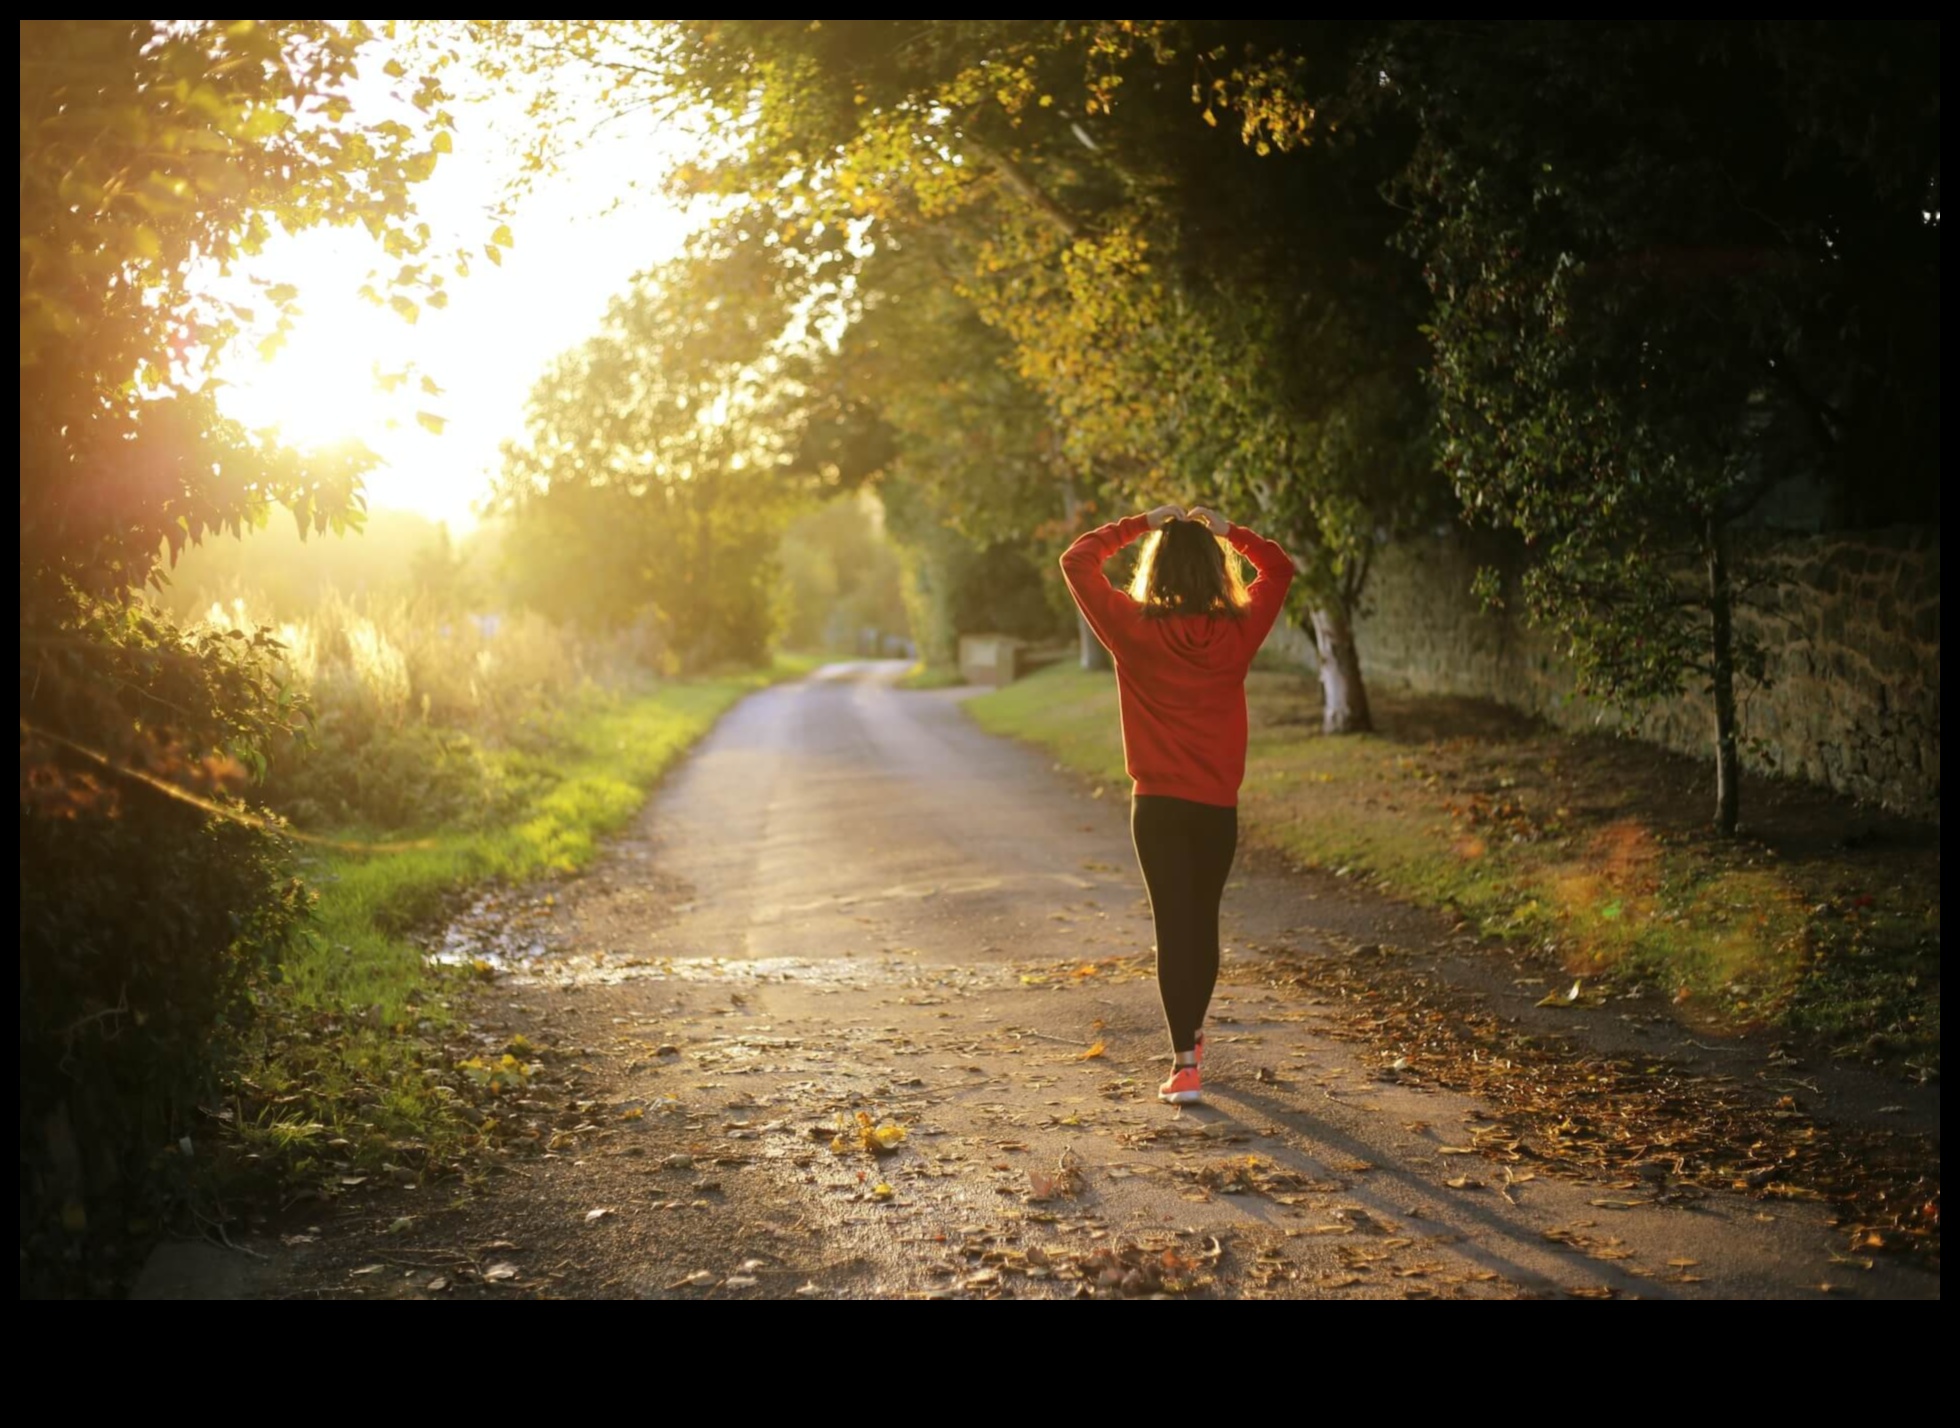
top-left (228, 662), bottom-right (1936, 1300)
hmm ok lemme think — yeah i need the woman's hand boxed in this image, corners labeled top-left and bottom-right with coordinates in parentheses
top-left (1144, 504), bottom-right (1184, 530)
top-left (1185, 506), bottom-right (1229, 535)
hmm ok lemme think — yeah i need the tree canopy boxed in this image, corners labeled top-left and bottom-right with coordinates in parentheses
top-left (1394, 21), bottom-right (1941, 830)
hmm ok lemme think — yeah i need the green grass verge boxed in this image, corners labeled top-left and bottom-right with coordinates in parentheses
top-left (230, 658), bottom-right (809, 1178)
top-left (897, 661), bottom-right (966, 690)
top-left (970, 664), bottom-right (1940, 1070)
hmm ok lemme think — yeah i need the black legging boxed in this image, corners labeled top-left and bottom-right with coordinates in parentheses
top-left (1131, 794), bottom-right (1239, 1055)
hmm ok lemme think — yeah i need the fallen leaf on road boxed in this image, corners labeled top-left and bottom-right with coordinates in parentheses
top-left (1081, 1041), bottom-right (1107, 1060)
top-left (1445, 1175), bottom-right (1485, 1190)
top-left (426, 1276), bottom-right (448, 1292)
top-left (483, 1262), bottom-right (520, 1282)
top-left (584, 1207), bottom-right (616, 1223)
top-left (723, 1275), bottom-right (758, 1288)
top-left (668, 1270), bottom-right (717, 1289)
top-left (832, 1110), bottom-right (908, 1155)
top-left (350, 1264), bottom-right (383, 1276)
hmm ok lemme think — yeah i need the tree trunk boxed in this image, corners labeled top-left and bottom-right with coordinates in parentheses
top-left (1707, 518), bottom-right (1741, 836)
top-left (1310, 605), bottom-right (1372, 734)
top-left (1077, 610), bottom-right (1111, 672)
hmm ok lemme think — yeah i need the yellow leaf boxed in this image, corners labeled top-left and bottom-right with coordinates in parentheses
top-left (619, 1107), bottom-right (644, 1121)
top-left (492, 223), bottom-right (515, 249)
top-left (870, 1182), bottom-right (895, 1200)
top-left (1080, 1040), bottom-right (1107, 1060)
top-left (415, 410), bottom-right (446, 435)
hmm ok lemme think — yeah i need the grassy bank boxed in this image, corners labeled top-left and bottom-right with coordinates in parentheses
top-left (230, 659), bottom-right (811, 1181)
top-left (970, 665), bottom-right (1940, 1073)
top-left (897, 661), bottom-right (966, 690)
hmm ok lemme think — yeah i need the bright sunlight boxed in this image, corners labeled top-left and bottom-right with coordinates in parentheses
top-left (212, 42), bottom-right (695, 528)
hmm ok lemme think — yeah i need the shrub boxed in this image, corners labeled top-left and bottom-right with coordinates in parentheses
top-left (204, 591), bottom-right (602, 832)
top-left (19, 792), bottom-right (307, 1297)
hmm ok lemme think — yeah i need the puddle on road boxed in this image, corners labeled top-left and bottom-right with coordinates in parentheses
top-left (423, 888), bottom-right (559, 972)
top-left (514, 952), bottom-right (1018, 993)
top-left (424, 870), bottom-right (1122, 977)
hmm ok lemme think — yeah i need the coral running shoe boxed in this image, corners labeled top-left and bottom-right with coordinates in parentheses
top-left (1158, 1066), bottom-right (1203, 1105)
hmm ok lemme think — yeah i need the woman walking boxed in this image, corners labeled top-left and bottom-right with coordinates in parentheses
top-left (1060, 504), bottom-right (1294, 1105)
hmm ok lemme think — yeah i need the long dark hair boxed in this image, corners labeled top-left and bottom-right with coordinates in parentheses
top-left (1127, 518), bottom-right (1248, 619)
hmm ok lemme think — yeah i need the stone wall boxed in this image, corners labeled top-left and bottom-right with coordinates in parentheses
top-left (1266, 526), bottom-right (1941, 821)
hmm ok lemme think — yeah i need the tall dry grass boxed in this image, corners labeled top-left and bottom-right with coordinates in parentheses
top-left (200, 591), bottom-right (664, 831)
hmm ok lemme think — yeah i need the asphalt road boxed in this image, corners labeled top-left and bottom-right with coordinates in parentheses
top-left (211, 660), bottom-right (1932, 1300)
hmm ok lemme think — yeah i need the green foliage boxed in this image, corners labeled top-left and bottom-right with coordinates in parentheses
top-left (777, 493), bottom-right (911, 652)
top-left (19, 804), bottom-right (308, 1297)
top-left (21, 20), bottom-right (454, 596)
top-left (1391, 21), bottom-right (1940, 826)
top-left (880, 480), bottom-right (1068, 666)
top-left (496, 22), bottom-right (1442, 715)
top-left (19, 22), bottom-right (460, 1293)
top-left (495, 235), bottom-right (819, 670)
top-left (185, 585), bottom-right (594, 831)
top-left (802, 246), bottom-right (1076, 662)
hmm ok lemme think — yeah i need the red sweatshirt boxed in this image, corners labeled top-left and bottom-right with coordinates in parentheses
top-left (1060, 515), bottom-right (1295, 808)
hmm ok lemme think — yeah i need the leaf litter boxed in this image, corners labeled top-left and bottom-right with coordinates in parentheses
top-left (1255, 942), bottom-right (1941, 1269)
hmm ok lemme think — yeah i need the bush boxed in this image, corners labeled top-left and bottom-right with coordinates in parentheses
top-left (206, 591), bottom-right (602, 832)
top-left (18, 799), bottom-right (306, 1297)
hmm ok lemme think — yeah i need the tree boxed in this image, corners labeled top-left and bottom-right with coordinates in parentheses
top-left (485, 21), bottom-right (1442, 727)
top-left (777, 491), bottom-right (910, 653)
top-left (18, 20), bottom-right (453, 1288)
top-left (22, 20), bottom-right (457, 791)
top-left (1390, 21), bottom-right (1941, 832)
top-left (815, 243), bottom-right (1083, 668)
top-left (494, 230), bottom-right (818, 669)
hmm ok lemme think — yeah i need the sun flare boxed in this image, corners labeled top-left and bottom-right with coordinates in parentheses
top-left (218, 301), bottom-right (411, 453)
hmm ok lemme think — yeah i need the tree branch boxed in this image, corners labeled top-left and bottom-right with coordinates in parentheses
top-left (959, 132), bottom-right (1086, 241)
